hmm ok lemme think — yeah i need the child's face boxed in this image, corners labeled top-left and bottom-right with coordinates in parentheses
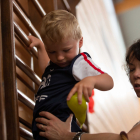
top-left (129, 56), bottom-right (140, 97)
top-left (44, 37), bottom-right (83, 67)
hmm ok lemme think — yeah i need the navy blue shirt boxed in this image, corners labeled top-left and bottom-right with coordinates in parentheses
top-left (32, 52), bottom-right (104, 140)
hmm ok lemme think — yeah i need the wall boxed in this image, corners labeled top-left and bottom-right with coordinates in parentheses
top-left (114, 0), bottom-right (140, 47)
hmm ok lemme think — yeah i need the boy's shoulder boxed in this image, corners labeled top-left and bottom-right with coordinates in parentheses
top-left (71, 52), bottom-right (91, 64)
top-left (80, 52), bottom-right (91, 58)
top-left (72, 52), bottom-right (91, 64)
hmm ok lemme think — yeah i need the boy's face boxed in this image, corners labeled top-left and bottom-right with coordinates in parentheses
top-left (44, 37), bottom-right (83, 67)
top-left (129, 56), bottom-right (140, 97)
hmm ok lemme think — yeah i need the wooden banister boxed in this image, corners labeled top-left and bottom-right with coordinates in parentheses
top-left (62, 0), bottom-right (71, 12)
top-left (13, 1), bottom-right (42, 40)
top-left (17, 89), bottom-right (35, 110)
top-left (16, 55), bottom-right (41, 86)
top-left (0, 2), bottom-right (6, 139)
top-left (14, 21), bottom-right (29, 46)
top-left (17, 74), bottom-right (37, 94)
top-left (1, 0), bottom-right (20, 139)
top-left (30, 0), bottom-right (46, 17)
top-left (20, 126), bottom-right (34, 140)
top-left (53, 0), bottom-right (58, 10)
top-left (15, 33), bottom-right (34, 57)
top-left (19, 117), bottom-right (32, 130)
top-left (14, 21), bottom-right (38, 58)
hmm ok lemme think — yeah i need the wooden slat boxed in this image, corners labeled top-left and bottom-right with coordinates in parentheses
top-left (17, 73), bottom-right (37, 94)
top-left (19, 117), bottom-right (32, 130)
top-left (16, 55), bottom-right (41, 86)
top-left (15, 0), bottom-right (30, 18)
top-left (14, 21), bottom-right (30, 47)
top-left (65, 0), bottom-right (81, 16)
top-left (15, 33), bottom-right (33, 57)
top-left (62, 0), bottom-right (71, 12)
top-left (1, 0), bottom-right (20, 139)
top-left (14, 21), bottom-right (38, 58)
top-left (18, 89), bottom-right (35, 110)
top-left (13, 0), bottom-right (42, 40)
top-left (53, 0), bottom-right (58, 10)
top-left (20, 126), bottom-right (34, 140)
top-left (0, 40), bottom-right (6, 139)
top-left (30, 0), bottom-right (46, 17)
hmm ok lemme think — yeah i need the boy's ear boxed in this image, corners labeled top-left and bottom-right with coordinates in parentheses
top-left (79, 37), bottom-right (83, 48)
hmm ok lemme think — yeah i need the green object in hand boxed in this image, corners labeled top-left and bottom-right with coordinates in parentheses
top-left (67, 92), bottom-right (87, 128)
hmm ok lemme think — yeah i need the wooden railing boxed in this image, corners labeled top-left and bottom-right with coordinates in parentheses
top-left (1, 0), bottom-right (20, 139)
top-left (20, 127), bottom-right (34, 140)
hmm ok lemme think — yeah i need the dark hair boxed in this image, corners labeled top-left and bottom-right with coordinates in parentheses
top-left (125, 39), bottom-right (140, 75)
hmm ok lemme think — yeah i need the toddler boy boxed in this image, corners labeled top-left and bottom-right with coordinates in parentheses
top-left (28, 10), bottom-right (114, 140)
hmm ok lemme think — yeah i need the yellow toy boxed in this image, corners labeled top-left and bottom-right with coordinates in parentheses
top-left (67, 92), bottom-right (87, 128)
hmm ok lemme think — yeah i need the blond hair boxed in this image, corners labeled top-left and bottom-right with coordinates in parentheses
top-left (40, 10), bottom-right (82, 42)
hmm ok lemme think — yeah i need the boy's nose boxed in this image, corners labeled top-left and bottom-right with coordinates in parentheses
top-left (56, 54), bottom-right (64, 61)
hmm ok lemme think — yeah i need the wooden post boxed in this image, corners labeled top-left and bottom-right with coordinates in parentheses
top-left (1, 0), bottom-right (20, 139)
top-left (0, 0), bottom-right (7, 139)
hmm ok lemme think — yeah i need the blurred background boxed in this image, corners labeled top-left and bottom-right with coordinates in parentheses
top-left (76, 0), bottom-right (140, 134)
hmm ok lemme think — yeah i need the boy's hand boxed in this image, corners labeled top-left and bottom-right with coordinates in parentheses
top-left (28, 35), bottom-right (44, 50)
top-left (28, 35), bottom-right (49, 75)
top-left (67, 73), bottom-right (113, 104)
top-left (67, 76), bottom-right (94, 104)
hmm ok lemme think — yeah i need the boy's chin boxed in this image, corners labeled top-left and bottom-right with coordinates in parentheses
top-left (57, 63), bottom-right (69, 67)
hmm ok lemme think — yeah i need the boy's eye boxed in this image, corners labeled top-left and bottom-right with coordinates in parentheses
top-left (63, 49), bottom-right (71, 52)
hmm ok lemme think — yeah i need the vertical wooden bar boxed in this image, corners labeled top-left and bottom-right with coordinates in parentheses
top-left (0, 0), bottom-right (7, 139)
top-left (53, 0), bottom-right (58, 10)
top-left (1, 0), bottom-right (20, 139)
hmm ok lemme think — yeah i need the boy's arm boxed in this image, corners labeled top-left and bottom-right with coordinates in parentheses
top-left (92, 73), bottom-right (114, 91)
top-left (68, 52), bottom-right (114, 104)
top-left (67, 73), bottom-right (114, 104)
top-left (36, 40), bottom-right (50, 75)
top-left (28, 35), bottom-right (50, 75)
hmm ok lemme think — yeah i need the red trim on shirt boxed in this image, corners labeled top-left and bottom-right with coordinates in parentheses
top-left (81, 53), bottom-right (104, 74)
